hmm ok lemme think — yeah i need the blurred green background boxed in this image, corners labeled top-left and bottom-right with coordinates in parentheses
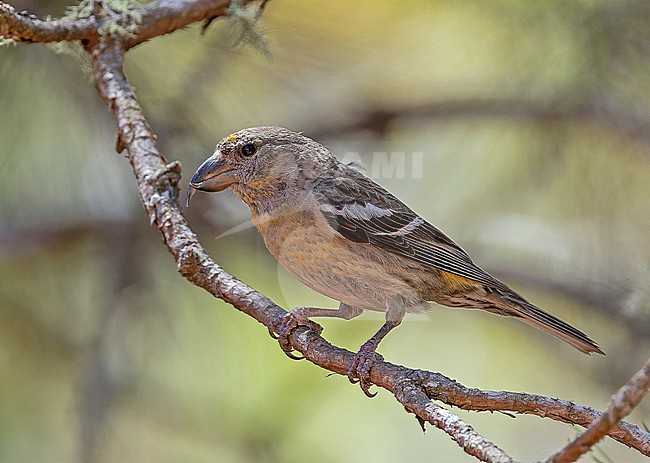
top-left (1, 1), bottom-right (650, 462)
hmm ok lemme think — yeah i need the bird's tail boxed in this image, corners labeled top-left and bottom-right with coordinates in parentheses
top-left (493, 289), bottom-right (604, 355)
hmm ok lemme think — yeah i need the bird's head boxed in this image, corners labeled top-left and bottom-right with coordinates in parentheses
top-left (186, 126), bottom-right (336, 207)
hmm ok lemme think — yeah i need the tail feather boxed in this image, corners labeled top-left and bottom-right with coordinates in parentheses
top-left (497, 290), bottom-right (604, 355)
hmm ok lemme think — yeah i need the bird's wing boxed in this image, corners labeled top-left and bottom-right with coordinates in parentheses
top-left (313, 172), bottom-right (509, 291)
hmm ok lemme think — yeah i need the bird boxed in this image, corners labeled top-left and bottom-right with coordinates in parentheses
top-left (186, 126), bottom-right (604, 396)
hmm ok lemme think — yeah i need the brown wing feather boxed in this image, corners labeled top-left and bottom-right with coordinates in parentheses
top-left (314, 173), bottom-right (510, 290)
top-left (314, 168), bottom-right (604, 355)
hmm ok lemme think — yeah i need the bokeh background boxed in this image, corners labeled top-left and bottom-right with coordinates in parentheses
top-left (2, 1), bottom-right (650, 462)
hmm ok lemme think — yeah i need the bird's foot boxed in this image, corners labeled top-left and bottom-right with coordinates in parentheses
top-left (347, 341), bottom-right (383, 398)
top-left (268, 308), bottom-right (323, 360)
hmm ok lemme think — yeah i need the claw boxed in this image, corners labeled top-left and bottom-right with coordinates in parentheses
top-left (285, 351), bottom-right (305, 360)
top-left (347, 342), bottom-right (382, 398)
top-left (361, 382), bottom-right (378, 398)
top-left (270, 309), bottom-right (322, 360)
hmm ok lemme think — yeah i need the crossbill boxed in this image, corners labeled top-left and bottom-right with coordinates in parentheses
top-left (187, 126), bottom-right (603, 396)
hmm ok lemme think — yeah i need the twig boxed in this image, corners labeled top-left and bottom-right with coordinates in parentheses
top-left (0, 0), bottom-right (251, 48)
top-left (125, 0), bottom-right (243, 49)
top-left (543, 357), bottom-right (650, 463)
top-left (0, 2), bottom-right (96, 43)
top-left (395, 378), bottom-right (514, 463)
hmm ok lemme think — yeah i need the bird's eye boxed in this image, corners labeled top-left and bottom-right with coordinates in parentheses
top-left (241, 143), bottom-right (257, 156)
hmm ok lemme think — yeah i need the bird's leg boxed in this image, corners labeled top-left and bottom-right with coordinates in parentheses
top-left (349, 308), bottom-right (404, 397)
top-left (270, 304), bottom-right (363, 360)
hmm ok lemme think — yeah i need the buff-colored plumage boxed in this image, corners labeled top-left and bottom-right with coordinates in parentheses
top-left (188, 126), bottom-right (603, 396)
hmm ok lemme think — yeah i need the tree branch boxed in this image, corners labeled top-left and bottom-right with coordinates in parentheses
top-left (124, 0), bottom-right (240, 49)
top-left (0, 0), bottom-right (250, 48)
top-left (395, 379), bottom-right (514, 463)
top-left (543, 357), bottom-right (650, 463)
top-left (403, 369), bottom-right (650, 455)
top-left (3, 1), bottom-right (650, 461)
top-left (0, 2), bottom-right (96, 43)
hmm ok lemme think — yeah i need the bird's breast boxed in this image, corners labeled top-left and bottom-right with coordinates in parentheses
top-left (252, 208), bottom-right (340, 268)
top-left (250, 207), bottom-right (424, 311)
